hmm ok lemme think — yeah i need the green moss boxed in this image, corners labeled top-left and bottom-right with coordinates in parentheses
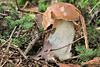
top-left (5, 13), bottom-right (34, 30)
top-left (87, 26), bottom-right (100, 48)
top-left (38, 0), bottom-right (50, 12)
top-left (75, 46), bottom-right (100, 63)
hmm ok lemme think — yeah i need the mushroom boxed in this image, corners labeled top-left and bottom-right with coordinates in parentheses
top-left (41, 2), bottom-right (89, 60)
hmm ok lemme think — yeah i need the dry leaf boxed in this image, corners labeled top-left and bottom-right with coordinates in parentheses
top-left (82, 57), bottom-right (100, 67)
top-left (33, 41), bottom-right (53, 61)
top-left (35, 14), bottom-right (43, 29)
top-left (24, 7), bottom-right (38, 12)
top-left (56, 62), bottom-right (80, 67)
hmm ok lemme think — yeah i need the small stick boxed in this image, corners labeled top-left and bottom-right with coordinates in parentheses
top-left (5, 39), bottom-right (12, 53)
top-left (80, 14), bottom-right (89, 49)
top-left (51, 36), bottom-right (84, 51)
top-left (17, 58), bottom-right (22, 66)
top-left (0, 58), bottom-right (3, 66)
top-left (96, 27), bottom-right (100, 30)
top-left (1, 59), bottom-right (8, 67)
top-left (89, 9), bottom-right (100, 24)
top-left (22, 1), bottom-right (29, 10)
top-left (0, 13), bottom-right (7, 16)
top-left (8, 60), bottom-right (17, 66)
top-left (15, 30), bottom-right (21, 38)
top-left (0, 26), bottom-right (17, 47)
top-left (89, 2), bottom-right (100, 14)
top-left (15, 0), bottom-right (21, 10)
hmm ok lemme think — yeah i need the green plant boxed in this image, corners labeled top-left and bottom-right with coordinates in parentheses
top-left (5, 14), bottom-right (35, 30)
top-left (58, 0), bottom-right (74, 3)
top-left (38, 0), bottom-right (50, 12)
top-left (12, 33), bottom-right (29, 47)
top-left (75, 46), bottom-right (100, 63)
top-left (87, 26), bottom-right (100, 48)
top-left (78, 0), bottom-right (100, 11)
top-left (39, 27), bottom-right (44, 32)
top-left (17, 0), bottom-right (31, 5)
top-left (38, 4), bottom-right (50, 12)
top-left (0, 2), bottom-right (4, 13)
top-left (9, 9), bottom-right (19, 19)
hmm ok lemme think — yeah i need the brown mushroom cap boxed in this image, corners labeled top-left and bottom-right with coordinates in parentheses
top-left (42, 2), bottom-right (81, 30)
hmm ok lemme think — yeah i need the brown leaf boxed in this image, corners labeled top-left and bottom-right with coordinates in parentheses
top-left (82, 57), bottom-right (100, 67)
top-left (35, 14), bottom-right (43, 29)
top-left (33, 41), bottom-right (53, 61)
top-left (56, 62), bottom-right (80, 67)
top-left (24, 7), bottom-right (38, 12)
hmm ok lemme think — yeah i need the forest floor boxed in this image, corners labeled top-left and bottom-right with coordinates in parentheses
top-left (0, 0), bottom-right (100, 67)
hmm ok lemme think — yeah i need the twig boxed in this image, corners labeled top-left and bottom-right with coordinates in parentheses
top-left (87, 3), bottom-right (93, 14)
top-left (96, 27), bottom-right (100, 30)
top-left (15, 0), bottom-right (21, 10)
top-left (15, 0), bottom-right (42, 14)
top-left (0, 26), bottom-right (17, 47)
top-left (89, 9), bottom-right (100, 24)
top-left (80, 14), bottom-right (89, 49)
top-left (0, 13), bottom-right (8, 16)
top-left (0, 57), bottom-right (3, 66)
top-left (4, 39), bottom-right (12, 53)
top-left (15, 30), bottom-right (21, 38)
top-left (11, 44), bottom-right (28, 59)
top-left (89, 2), bottom-right (100, 14)
top-left (51, 36), bottom-right (84, 51)
top-left (1, 59), bottom-right (8, 67)
top-left (24, 31), bottom-right (39, 55)
top-left (22, 1), bottom-right (29, 10)
top-left (8, 60), bottom-right (17, 66)
top-left (17, 58), bottom-right (22, 66)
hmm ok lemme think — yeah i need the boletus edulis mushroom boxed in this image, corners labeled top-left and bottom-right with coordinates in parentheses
top-left (34, 2), bottom-right (89, 61)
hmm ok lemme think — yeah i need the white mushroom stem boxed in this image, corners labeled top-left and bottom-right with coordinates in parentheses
top-left (47, 19), bottom-right (75, 60)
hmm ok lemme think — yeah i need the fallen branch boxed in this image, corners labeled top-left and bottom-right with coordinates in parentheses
top-left (51, 36), bottom-right (84, 51)
top-left (0, 26), bottom-right (17, 47)
top-left (24, 31), bottom-right (39, 55)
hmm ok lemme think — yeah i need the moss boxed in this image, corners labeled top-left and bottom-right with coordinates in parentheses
top-left (87, 26), bottom-right (100, 48)
top-left (75, 46), bottom-right (100, 63)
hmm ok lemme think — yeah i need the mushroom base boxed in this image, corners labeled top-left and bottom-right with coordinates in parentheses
top-left (47, 19), bottom-right (75, 60)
